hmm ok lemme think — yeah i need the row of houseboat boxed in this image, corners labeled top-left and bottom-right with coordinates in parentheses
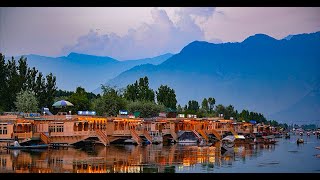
top-left (0, 112), bottom-right (285, 147)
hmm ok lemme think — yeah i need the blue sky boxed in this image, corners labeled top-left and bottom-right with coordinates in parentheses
top-left (0, 7), bottom-right (319, 60)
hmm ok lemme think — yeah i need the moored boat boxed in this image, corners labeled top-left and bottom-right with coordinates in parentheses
top-left (5, 141), bottom-right (49, 149)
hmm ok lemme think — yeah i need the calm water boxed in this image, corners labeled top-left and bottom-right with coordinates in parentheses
top-left (0, 134), bottom-right (319, 173)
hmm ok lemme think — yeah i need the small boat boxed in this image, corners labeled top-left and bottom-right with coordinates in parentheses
top-left (285, 133), bottom-right (290, 139)
top-left (221, 135), bottom-right (235, 151)
top-left (297, 138), bottom-right (304, 144)
top-left (6, 141), bottom-right (49, 149)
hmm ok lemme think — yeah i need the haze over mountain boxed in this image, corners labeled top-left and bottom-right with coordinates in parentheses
top-left (14, 53), bottom-right (173, 92)
top-left (100, 32), bottom-right (320, 125)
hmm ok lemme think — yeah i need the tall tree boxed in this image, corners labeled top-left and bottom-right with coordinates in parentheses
top-left (156, 85), bottom-right (177, 109)
top-left (6, 57), bottom-right (19, 111)
top-left (68, 87), bottom-right (90, 113)
top-left (35, 72), bottom-right (46, 108)
top-left (187, 100), bottom-right (200, 112)
top-left (201, 98), bottom-right (209, 112)
top-left (0, 54), bottom-right (7, 111)
top-left (124, 76), bottom-right (155, 102)
top-left (26, 67), bottom-right (38, 91)
top-left (45, 73), bottom-right (57, 108)
top-left (14, 90), bottom-right (39, 112)
top-left (207, 97), bottom-right (215, 113)
top-left (92, 85), bottom-right (127, 116)
top-left (177, 104), bottom-right (183, 113)
top-left (17, 56), bottom-right (28, 91)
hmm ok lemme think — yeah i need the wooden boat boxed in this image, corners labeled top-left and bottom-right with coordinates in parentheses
top-left (5, 141), bottom-right (49, 149)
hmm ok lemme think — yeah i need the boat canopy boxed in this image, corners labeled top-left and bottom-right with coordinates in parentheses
top-left (222, 135), bottom-right (236, 142)
top-left (222, 135), bottom-right (246, 142)
top-left (234, 135), bottom-right (245, 139)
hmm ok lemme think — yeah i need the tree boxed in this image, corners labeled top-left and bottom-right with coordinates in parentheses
top-left (201, 98), bottom-right (209, 112)
top-left (68, 87), bottom-right (90, 113)
top-left (0, 53), bottom-right (7, 111)
top-left (92, 85), bottom-right (127, 116)
top-left (14, 90), bottom-right (39, 112)
top-left (127, 101), bottom-right (165, 118)
top-left (156, 85), bottom-right (177, 109)
top-left (215, 104), bottom-right (226, 117)
top-left (44, 73), bottom-right (57, 108)
top-left (5, 57), bottom-right (20, 111)
top-left (177, 104), bottom-right (183, 113)
top-left (207, 97), bottom-right (215, 113)
top-left (187, 100), bottom-right (199, 112)
top-left (124, 76), bottom-right (155, 102)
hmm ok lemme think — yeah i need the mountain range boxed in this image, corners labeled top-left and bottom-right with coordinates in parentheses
top-left (100, 31), bottom-right (320, 125)
top-left (15, 53), bottom-right (173, 92)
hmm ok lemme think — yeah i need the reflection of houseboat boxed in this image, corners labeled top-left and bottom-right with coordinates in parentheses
top-left (254, 135), bottom-right (277, 144)
top-left (176, 131), bottom-right (198, 144)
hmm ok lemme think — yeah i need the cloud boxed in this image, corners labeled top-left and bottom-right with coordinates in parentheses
top-left (62, 7), bottom-right (218, 60)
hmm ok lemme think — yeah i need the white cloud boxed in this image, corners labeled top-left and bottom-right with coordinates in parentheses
top-left (62, 7), bottom-right (218, 60)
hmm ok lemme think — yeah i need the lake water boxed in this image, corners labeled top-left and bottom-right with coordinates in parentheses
top-left (0, 134), bottom-right (319, 173)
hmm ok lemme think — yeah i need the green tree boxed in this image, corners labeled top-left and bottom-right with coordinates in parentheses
top-left (68, 87), bottom-right (90, 113)
top-left (17, 56), bottom-right (28, 91)
top-left (92, 85), bottom-right (127, 116)
top-left (124, 76), bottom-right (155, 102)
top-left (35, 72), bottom-right (46, 108)
top-left (44, 73), bottom-right (57, 108)
top-left (201, 98), bottom-right (209, 112)
top-left (187, 100), bottom-right (199, 112)
top-left (156, 85), bottom-right (177, 109)
top-left (207, 97), bottom-right (215, 113)
top-left (177, 104), bottom-right (183, 113)
top-left (0, 53), bottom-right (7, 111)
top-left (14, 90), bottom-right (39, 112)
top-left (215, 104), bottom-right (226, 117)
top-left (127, 101), bottom-right (165, 118)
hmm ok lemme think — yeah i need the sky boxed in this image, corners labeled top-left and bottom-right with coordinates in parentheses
top-left (0, 7), bottom-right (320, 60)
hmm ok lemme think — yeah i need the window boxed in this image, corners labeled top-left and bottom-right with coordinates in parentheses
top-left (3, 127), bottom-right (7, 134)
top-left (0, 125), bottom-right (7, 135)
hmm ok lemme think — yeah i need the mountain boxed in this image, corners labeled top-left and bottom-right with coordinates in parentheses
top-left (269, 84), bottom-right (320, 125)
top-left (102, 31), bottom-right (320, 124)
top-left (13, 53), bottom-right (173, 92)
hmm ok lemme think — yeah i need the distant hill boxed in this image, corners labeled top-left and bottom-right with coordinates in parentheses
top-left (13, 52), bottom-right (173, 92)
top-left (102, 31), bottom-right (320, 124)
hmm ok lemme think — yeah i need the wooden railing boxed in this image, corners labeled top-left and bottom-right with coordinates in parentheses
top-left (130, 129), bottom-right (142, 145)
top-left (229, 127), bottom-right (238, 136)
top-left (95, 129), bottom-right (110, 146)
top-left (197, 129), bottom-right (209, 141)
top-left (40, 132), bottom-right (50, 144)
top-left (143, 130), bottom-right (153, 143)
top-left (170, 128), bottom-right (178, 142)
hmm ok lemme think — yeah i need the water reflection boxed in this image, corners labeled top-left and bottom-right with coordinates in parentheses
top-left (0, 135), bottom-right (318, 173)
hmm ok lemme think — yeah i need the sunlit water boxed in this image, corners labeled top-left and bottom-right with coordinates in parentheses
top-left (0, 134), bottom-right (319, 173)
